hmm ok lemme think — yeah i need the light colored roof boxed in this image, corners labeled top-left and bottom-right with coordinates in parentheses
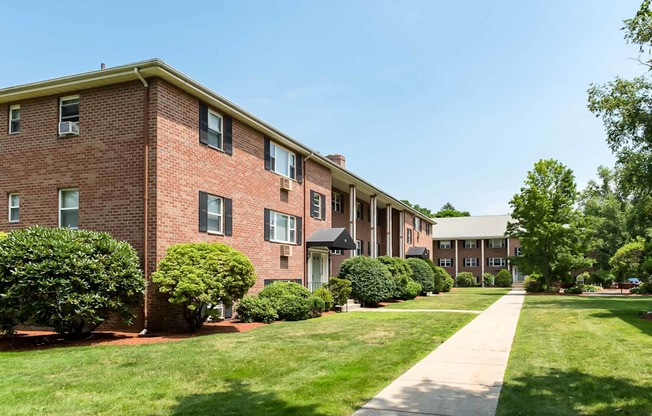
top-left (431, 215), bottom-right (511, 239)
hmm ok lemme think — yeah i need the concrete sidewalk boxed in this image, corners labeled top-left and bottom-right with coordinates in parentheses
top-left (353, 289), bottom-right (525, 416)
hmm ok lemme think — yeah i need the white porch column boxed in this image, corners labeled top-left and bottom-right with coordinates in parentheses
top-left (370, 195), bottom-right (377, 258)
top-left (481, 239), bottom-right (485, 287)
top-left (386, 205), bottom-right (392, 257)
top-left (506, 238), bottom-right (511, 281)
top-left (349, 185), bottom-right (357, 256)
top-left (454, 240), bottom-right (459, 277)
top-left (399, 211), bottom-right (405, 259)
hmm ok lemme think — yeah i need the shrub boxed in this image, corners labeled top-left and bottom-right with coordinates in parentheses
top-left (152, 242), bottom-right (256, 332)
top-left (631, 282), bottom-right (652, 294)
top-left (235, 296), bottom-right (277, 324)
top-left (424, 259), bottom-right (444, 293)
top-left (0, 226), bottom-right (144, 337)
top-left (0, 232), bottom-right (6, 240)
top-left (441, 270), bottom-right (454, 292)
top-left (483, 272), bottom-right (495, 287)
top-left (524, 274), bottom-right (544, 293)
top-left (313, 287), bottom-right (334, 310)
top-left (456, 272), bottom-right (475, 287)
top-left (406, 258), bottom-right (436, 293)
top-left (308, 295), bottom-right (325, 318)
top-left (259, 282), bottom-right (315, 321)
top-left (564, 285), bottom-right (583, 294)
top-left (565, 284), bottom-right (602, 294)
top-left (325, 277), bottom-right (352, 307)
top-left (495, 269), bottom-right (513, 287)
top-left (377, 256), bottom-right (413, 299)
top-left (589, 270), bottom-right (616, 288)
top-left (338, 256), bottom-right (394, 305)
top-left (404, 280), bottom-right (422, 299)
top-left (576, 271), bottom-right (590, 284)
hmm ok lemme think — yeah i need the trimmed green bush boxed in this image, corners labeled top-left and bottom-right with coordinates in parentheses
top-left (524, 274), bottom-right (544, 293)
top-left (259, 282), bottom-right (314, 321)
top-left (456, 272), bottom-right (475, 287)
top-left (0, 226), bottom-right (144, 337)
top-left (495, 269), bottom-right (513, 287)
top-left (377, 256), bottom-right (413, 299)
top-left (424, 259), bottom-right (444, 293)
top-left (404, 280), bottom-right (422, 299)
top-left (441, 269), bottom-right (454, 292)
top-left (483, 272), bottom-right (495, 287)
top-left (338, 256), bottom-right (394, 305)
top-left (406, 258), bottom-right (436, 293)
top-left (0, 231), bottom-right (7, 240)
top-left (235, 296), bottom-right (277, 324)
top-left (308, 295), bottom-right (326, 318)
top-left (152, 242), bottom-right (256, 332)
top-left (565, 284), bottom-right (601, 294)
top-left (313, 287), bottom-right (334, 311)
top-left (631, 282), bottom-right (652, 294)
top-left (325, 277), bottom-right (352, 307)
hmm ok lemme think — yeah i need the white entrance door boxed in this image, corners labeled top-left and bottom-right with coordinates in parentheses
top-left (308, 251), bottom-right (328, 292)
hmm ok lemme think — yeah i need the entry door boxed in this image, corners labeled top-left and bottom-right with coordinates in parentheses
top-left (309, 252), bottom-right (328, 291)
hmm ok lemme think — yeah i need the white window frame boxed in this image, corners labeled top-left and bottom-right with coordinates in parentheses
top-left (9, 105), bottom-right (20, 134)
top-left (270, 142), bottom-right (296, 180)
top-left (332, 192), bottom-right (342, 213)
top-left (415, 217), bottom-right (421, 232)
top-left (439, 258), bottom-right (452, 267)
top-left (407, 228), bottom-right (413, 244)
top-left (356, 240), bottom-right (362, 256)
top-left (270, 211), bottom-right (296, 244)
top-left (356, 202), bottom-right (362, 220)
top-left (515, 247), bottom-right (522, 256)
top-left (312, 191), bottom-right (323, 220)
top-left (464, 240), bottom-right (477, 249)
top-left (207, 109), bottom-right (224, 150)
top-left (206, 194), bottom-right (224, 235)
top-left (489, 257), bottom-right (506, 267)
top-left (488, 239), bottom-right (506, 248)
top-left (8, 193), bottom-right (19, 223)
top-left (331, 249), bottom-right (342, 255)
top-left (439, 240), bottom-right (452, 249)
top-left (59, 189), bottom-right (79, 229)
top-left (464, 258), bottom-right (478, 267)
top-left (59, 95), bottom-right (80, 124)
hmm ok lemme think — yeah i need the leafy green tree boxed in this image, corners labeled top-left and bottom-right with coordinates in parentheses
top-left (507, 159), bottom-right (593, 289)
top-left (400, 200), bottom-right (434, 217)
top-left (434, 203), bottom-right (470, 218)
top-left (610, 237), bottom-right (647, 282)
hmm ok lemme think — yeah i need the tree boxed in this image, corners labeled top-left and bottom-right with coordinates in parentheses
top-left (400, 200), bottom-right (434, 217)
top-left (152, 242), bottom-right (256, 332)
top-left (507, 159), bottom-right (593, 289)
top-left (610, 237), bottom-right (647, 282)
top-left (434, 203), bottom-right (471, 218)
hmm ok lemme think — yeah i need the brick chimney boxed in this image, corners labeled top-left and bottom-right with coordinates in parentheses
top-left (326, 154), bottom-right (346, 168)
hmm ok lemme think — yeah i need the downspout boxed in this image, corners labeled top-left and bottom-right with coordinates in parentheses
top-left (135, 68), bottom-right (150, 335)
top-left (303, 152), bottom-right (314, 289)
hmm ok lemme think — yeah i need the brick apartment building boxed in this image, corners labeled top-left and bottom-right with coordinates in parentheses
top-left (431, 215), bottom-right (523, 284)
top-left (0, 59), bottom-right (434, 330)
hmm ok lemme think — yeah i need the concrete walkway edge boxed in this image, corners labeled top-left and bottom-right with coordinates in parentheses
top-left (353, 289), bottom-right (525, 416)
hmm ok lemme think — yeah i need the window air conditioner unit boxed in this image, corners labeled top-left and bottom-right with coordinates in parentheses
top-left (59, 121), bottom-right (79, 136)
top-left (280, 177), bottom-right (292, 191)
top-left (280, 244), bottom-right (292, 257)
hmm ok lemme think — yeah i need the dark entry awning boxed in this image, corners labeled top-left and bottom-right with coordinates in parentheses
top-left (406, 246), bottom-right (430, 259)
top-left (306, 227), bottom-right (356, 250)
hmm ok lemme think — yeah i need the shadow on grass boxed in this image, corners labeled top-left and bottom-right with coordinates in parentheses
top-left (170, 380), bottom-right (329, 416)
top-left (498, 369), bottom-right (652, 416)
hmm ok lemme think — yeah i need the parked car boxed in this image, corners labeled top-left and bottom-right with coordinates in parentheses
top-left (626, 278), bottom-right (641, 287)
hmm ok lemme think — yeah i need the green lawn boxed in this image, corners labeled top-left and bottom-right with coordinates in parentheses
top-left (0, 311), bottom-right (475, 416)
top-left (383, 287), bottom-right (511, 310)
top-left (497, 295), bottom-right (652, 416)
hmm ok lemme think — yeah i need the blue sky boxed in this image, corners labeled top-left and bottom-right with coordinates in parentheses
top-left (1, 0), bottom-right (645, 215)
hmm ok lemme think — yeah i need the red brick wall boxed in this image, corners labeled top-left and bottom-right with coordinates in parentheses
top-left (432, 238), bottom-right (519, 281)
top-left (330, 187), bottom-right (350, 275)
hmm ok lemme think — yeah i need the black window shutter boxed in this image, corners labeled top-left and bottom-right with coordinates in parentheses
top-left (487, 257), bottom-right (490, 266)
top-left (367, 241), bottom-right (371, 256)
top-left (264, 137), bottom-right (272, 170)
top-left (296, 154), bottom-right (303, 183)
top-left (199, 102), bottom-right (209, 145)
top-left (296, 216), bottom-right (302, 245)
top-left (514, 247), bottom-right (518, 255)
top-left (199, 191), bottom-right (208, 232)
top-left (224, 197), bottom-right (233, 236)
top-left (223, 115), bottom-right (233, 155)
top-left (320, 194), bottom-right (326, 221)
top-left (310, 190), bottom-right (317, 218)
top-left (264, 208), bottom-right (271, 241)
top-left (367, 205), bottom-right (371, 222)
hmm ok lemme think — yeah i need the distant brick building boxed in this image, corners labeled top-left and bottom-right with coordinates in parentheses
top-left (431, 215), bottom-right (522, 284)
top-left (0, 59), bottom-right (434, 331)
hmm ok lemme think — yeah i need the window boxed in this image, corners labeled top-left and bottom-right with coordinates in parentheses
top-left (200, 192), bottom-right (232, 235)
top-left (207, 110), bottom-right (223, 150)
top-left (356, 202), bottom-right (362, 220)
top-left (406, 228), bottom-right (413, 244)
top-left (59, 96), bottom-right (80, 124)
top-left (488, 239), bottom-right (506, 248)
top-left (310, 190), bottom-right (325, 220)
top-left (59, 189), bottom-right (79, 229)
top-left (270, 142), bottom-right (296, 179)
top-left (356, 240), bottom-right (362, 256)
top-left (207, 194), bottom-right (223, 234)
top-left (439, 258), bottom-right (452, 267)
top-left (425, 222), bottom-right (431, 236)
top-left (464, 258), bottom-right (478, 267)
top-left (489, 257), bottom-right (506, 267)
top-left (414, 217), bottom-right (421, 232)
top-left (464, 240), bottom-right (477, 249)
top-left (8, 194), bottom-right (19, 222)
top-left (332, 192), bottom-right (342, 213)
top-left (439, 240), bottom-right (452, 249)
top-left (270, 211), bottom-right (297, 244)
top-left (515, 247), bottom-right (522, 256)
top-left (9, 105), bottom-right (20, 134)
top-left (331, 249), bottom-right (342, 255)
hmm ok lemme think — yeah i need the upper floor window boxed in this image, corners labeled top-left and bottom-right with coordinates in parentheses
top-left (269, 210), bottom-right (297, 244)
top-left (59, 189), bottom-right (79, 229)
top-left (414, 217), bottom-right (421, 232)
top-left (270, 142), bottom-right (296, 179)
top-left (60, 96), bottom-right (79, 124)
top-left (356, 202), bottom-right (362, 220)
top-left (356, 240), bottom-right (362, 256)
top-left (310, 190), bottom-right (326, 220)
top-left (488, 239), bottom-right (506, 248)
top-left (465, 240), bottom-right (477, 249)
top-left (406, 228), bottom-right (413, 244)
top-left (439, 258), bottom-right (452, 267)
top-left (331, 249), bottom-right (342, 255)
top-left (439, 240), bottom-right (452, 249)
top-left (489, 257), bottom-right (506, 267)
top-left (9, 105), bottom-right (20, 134)
top-left (207, 110), bottom-right (223, 150)
top-left (332, 192), bottom-right (342, 213)
top-left (464, 258), bottom-right (478, 267)
top-left (207, 194), bottom-right (223, 234)
top-left (515, 247), bottom-right (522, 256)
top-left (8, 194), bottom-right (19, 222)
top-left (199, 191), bottom-right (233, 236)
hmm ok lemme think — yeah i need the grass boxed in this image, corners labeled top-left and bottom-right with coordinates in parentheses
top-left (384, 287), bottom-right (511, 310)
top-left (497, 295), bottom-right (652, 416)
top-left (0, 311), bottom-right (475, 416)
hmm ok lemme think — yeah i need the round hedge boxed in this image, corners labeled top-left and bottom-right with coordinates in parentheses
top-left (424, 259), bottom-right (445, 293)
top-left (259, 281), bottom-right (323, 321)
top-left (377, 256), bottom-right (413, 299)
top-left (495, 269), bottom-right (512, 287)
top-left (338, 256), bottom-right (394, 305)
top-left (406, 258), bottom-right (436, 293)
top-left (456, 272), bottom-right (475, 287)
